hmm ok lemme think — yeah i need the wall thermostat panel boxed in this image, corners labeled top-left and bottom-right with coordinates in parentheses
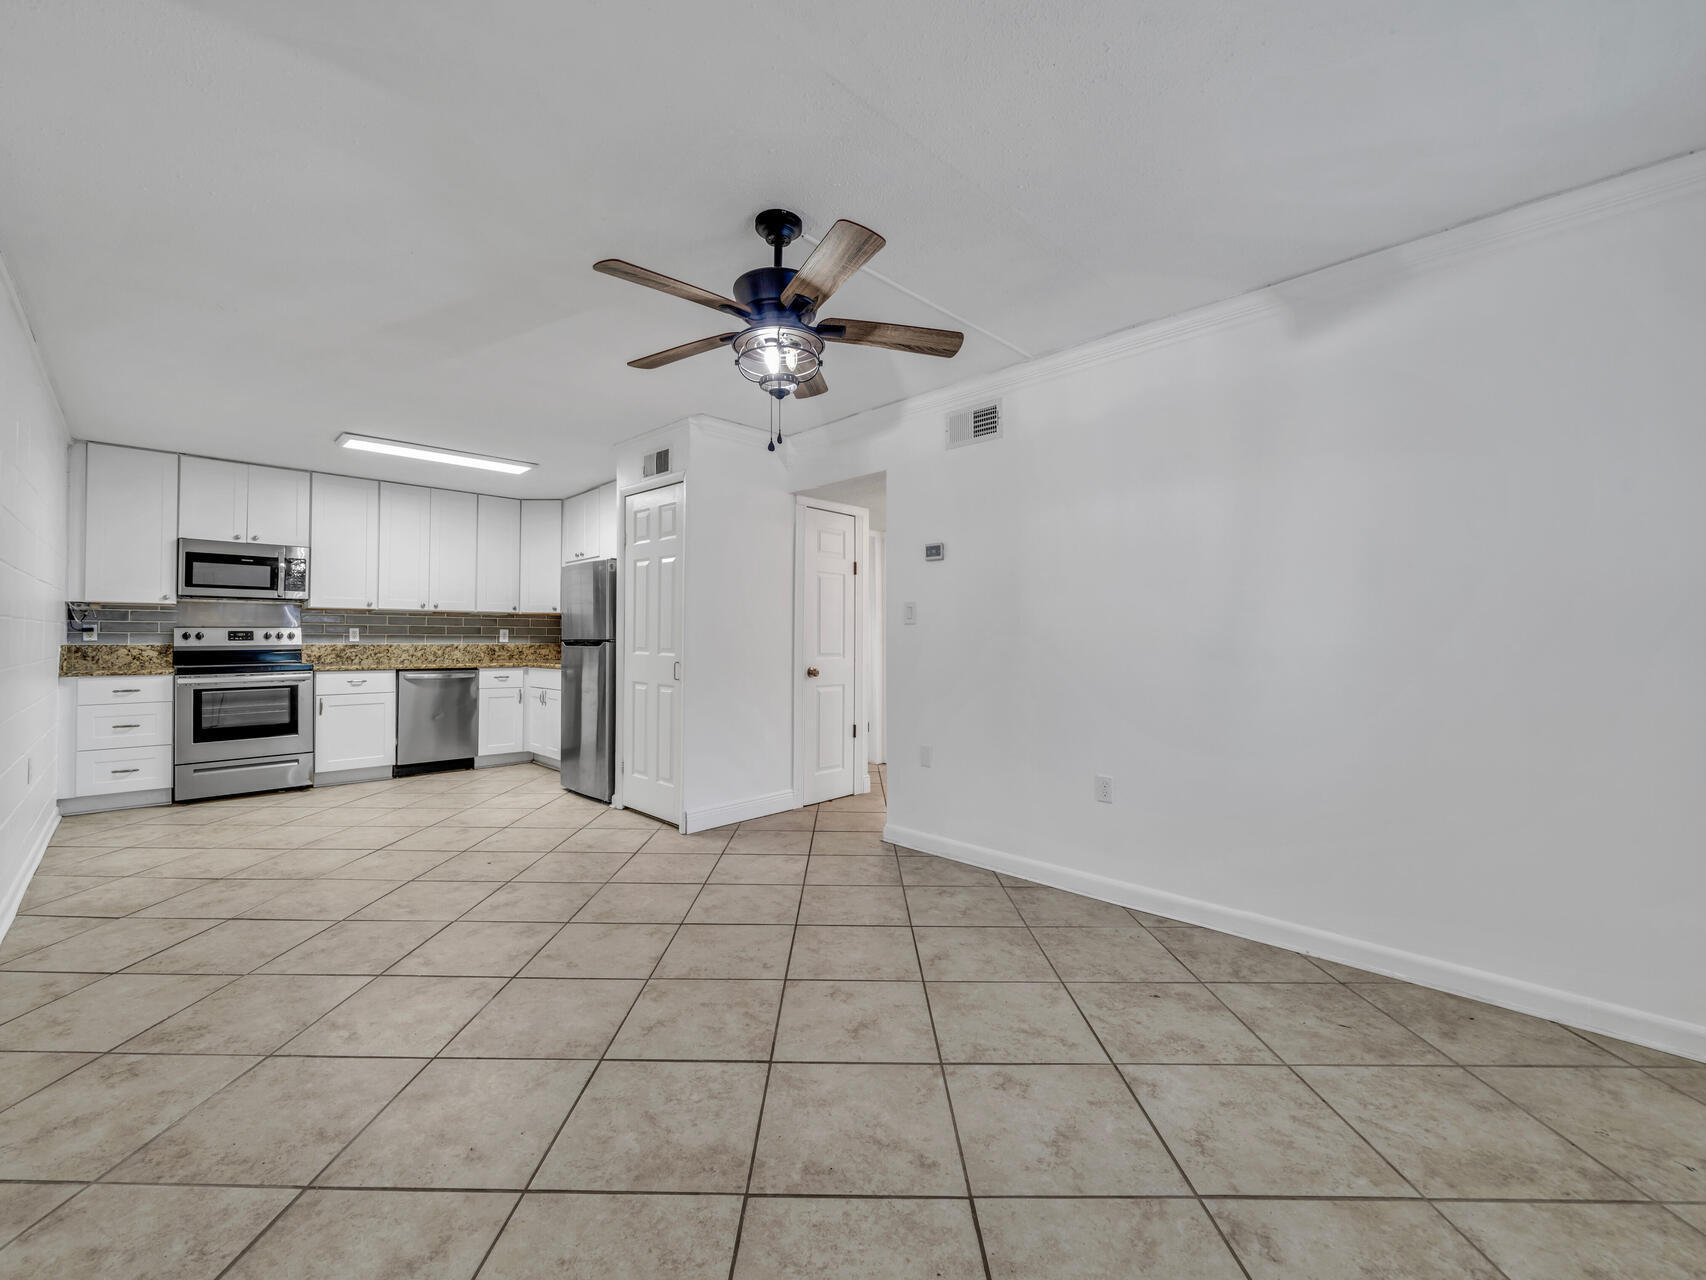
top-left (924, 542), bottom-right (946, 562)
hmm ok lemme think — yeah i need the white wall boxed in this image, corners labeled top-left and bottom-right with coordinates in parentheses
top-left (0, 254), bottom-right (70, 934)
top-left (787, 154), bottom-right (1706, 1057)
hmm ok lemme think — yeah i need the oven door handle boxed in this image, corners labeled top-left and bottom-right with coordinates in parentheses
top-left (176, 672), bottom-right (313, 687)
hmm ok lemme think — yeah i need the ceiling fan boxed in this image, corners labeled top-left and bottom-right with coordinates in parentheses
top-left (594, 208), bottom-right (964, 402)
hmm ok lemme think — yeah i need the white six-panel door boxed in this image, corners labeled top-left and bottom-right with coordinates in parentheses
top-left (623, 483), bottom-right (684, 824)
top-left (802, 504), bottom-right (859, 804)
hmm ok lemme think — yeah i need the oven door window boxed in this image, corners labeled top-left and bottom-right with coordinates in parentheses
top-left (193, 685), bottom-right (299, 742)
top-left (183, 550), bottom-right (279, 593)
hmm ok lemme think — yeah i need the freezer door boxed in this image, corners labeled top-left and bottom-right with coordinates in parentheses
top-left (561, 558), bottom-right (616, 642)
top-left (560, 641), bottom-right (615, 802)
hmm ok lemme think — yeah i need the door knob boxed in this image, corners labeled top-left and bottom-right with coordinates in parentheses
top-left (806, 667), bottom-right (820, 678)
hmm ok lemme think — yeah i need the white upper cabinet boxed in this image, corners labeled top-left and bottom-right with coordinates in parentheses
top-left (595, 482), bottom-right (619, 559)
top-left (310, 474), bottom-right (380, 609)
top-left (428, 488), bottom-right (479, 612)
top-left (519, 498), bottom-right (562, 613)
top-left (178, 456), bottom-right (309, 545)
top-left (476, 495), bottom-right (521, 613)
top-left (244, 464), bottom-right (312, 545)
top-left (377, 482), bottom-right (432, 610)
top-left (561, 491), bottom-right (588, 562)
top-left (562, 483), bottom-right (616, 561)
top-left (82, 443), bottom-right (179, 604)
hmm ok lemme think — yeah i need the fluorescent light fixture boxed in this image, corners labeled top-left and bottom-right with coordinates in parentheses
top-left (335, 432), bottom-right (535, 475)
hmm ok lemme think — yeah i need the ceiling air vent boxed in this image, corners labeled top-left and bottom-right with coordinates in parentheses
top-left (947, 400), bottom-right (1003, 450)
top-left (642, 447), bottom-right (671, 477)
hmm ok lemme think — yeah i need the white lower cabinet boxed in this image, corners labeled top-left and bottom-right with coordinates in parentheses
top-left (478, 669), bottom-right (527, 757)
top-left (59, 676), bottom-right (175, 811)
top-left (525, 668), bottom-right (561, 761)
top-left (315, 671), bottom-right (396, 779)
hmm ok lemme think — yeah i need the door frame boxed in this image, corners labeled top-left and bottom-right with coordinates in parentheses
top-left (613, 472), bottom-right (687, 825)
top-left (793, 496), bottom-right (870, 802)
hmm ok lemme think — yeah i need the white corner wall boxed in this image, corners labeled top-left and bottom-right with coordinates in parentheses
top-left (786, 154), bottom-right (1706, 1058)
top-left (0, 254), bottom-right (70, 936)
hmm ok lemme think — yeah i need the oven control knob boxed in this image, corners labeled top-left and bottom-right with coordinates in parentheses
top-left (194, 632), bottom-right (204, 640)
top-left (181, 631), bottom-right (190, 640)
top-left (262, 632), bottom-right (272, 640)
top-left (287, 630), bottom-right (296, 640)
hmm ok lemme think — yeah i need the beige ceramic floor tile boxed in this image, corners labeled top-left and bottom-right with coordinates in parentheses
top-left (684, 884), bottom-right (801, 924)
top-left (787, 925), bottom-right (920, 980)
top-left (1153, 928), bottom-right (1333, 981)
top-left (1299, 1065), bottom-right (1639, 1199)
top-left (609, 852), bottom-right (720, 883)
top-left (323, 848), bottom-right (460, 877)
top-left (810, 809), bottom-right (887, 830)
top-left (1070, 983), bottom-right (1280, 1063)
top-left (574, 882), bottom-right (701, 923)
top-left (413, 849), bottom-right (547, 881)
top-left (948, 1064), bottom-right (1187, 1194)
top-left (281, 975), bottom-right (504, 1056)
top-left (0, 972), bottom-right (232, 1051)
top-left (735, 810), bottom-right (817, 832)
top-left (1473, 1066), bottom-right (1706, 1200)
top-left (733, 1197), bottom-right (984, 1280)
top-left (641, 830), bottom-right (736, 855)
top-left (0, 1052), bottom-right (97, 1111)
top-left (387, 920), bottom-right (560, 976)
top-left (0, 1053), bottom-right (254, 1179)
top-left (726, 830), bottom-right (815, 856)
top-left (1210, 983), bottom-right (1449, 1064)
top-left (2, 916), bottom-right (219, 972)
top-left (1007, 886), bottom-right (1138, 927)
top-left (803, 854), bottom-right (898, 885)
top-left (125, 919), bottom-right (329, 973)
top-left (0, 916), bottom-right (109, 964)
top-left (132, 878), bottom-right (297, 918)
top-left (467, 826), bottom-right (571, 853)
top-left (479, 1192), bottom-right (742, 1280)
top-left (797, 885), bottom-right (907, 925)
top-left (904, 886), bottom-right (1023, 926)
top-left (750, 1063), bottom-right (966, 1195)
top-left (895, 854), bottom-right (997, 886)
top-left (1122, 1065), bottom-right (1416, 1196)
top-left (222, 1189), bottom-right (516, 1280)
top-left (556, 827), bottom-right (651, 853)
top-left (318, 1058), bottom-right (591, 1189)
top-left (519, 921), bottom-right (676, 978)
top-left (979, 1198), bottom-right (1244, 1280)
top-left (442, 978), bottom-right (643, 1057)
top-left (0, 972), bottom-right (98, 1023)
top-left (256, 920), bottom-right (445, 974)
top-left (460, 881), bottom-right (597, 921)
top-left (18, 875), bottom-right (111, 909)
top-left (606, 979), bottom-right (782, 1059)
top-left (913, 926), bottom-right (1055, 981)
top-left (109, 1055), bottom-right (421, 1184)
top-left (710, 853), bottom-right (808, 884)
top-left (516, 849), bottom-right (633, 881)
top-left (533, 1060), bottom-right (767, 1191)
top-left (1648, 1066), bottom-right (1706, 1103)
top-left (0, 1183), bottom-right (81, 1251)
top-left (774, 980), bottom-right (938, 1062)
top-left (1031, 927), bottom-right (1195, 982)
top-left (926, 982), bottom-right (1107, 1063)
top-left (1352, 984), bottom-right (1621, 1065)
top-left (121, 974), bottom-right (369, 1054)
top-left (655, 924), bottom-right (794, 979)
top-left (0, 1183), bottom-right (293, 1280)
top-left (384, 825), bottom-right (504, 852)
top-left (1438, 1202), bottom-right (1706, 1280)
top-left (1574, 1030), bottom-right (1702, 1068)
top-left (809, 832), bottom-right (890, 856)
top-left (350, 880), bottom-right (499, 921)
top-left (1209, 1199), bottom-right (1504, 1279)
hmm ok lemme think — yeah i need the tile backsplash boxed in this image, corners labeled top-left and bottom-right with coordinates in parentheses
top-left (68, 604), bottom-right (560, 645)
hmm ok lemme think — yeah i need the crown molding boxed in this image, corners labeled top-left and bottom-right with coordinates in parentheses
top-left (789, 147), bottom-right (1706, 455)
top-left (689, 414), bottom-right (772, 449)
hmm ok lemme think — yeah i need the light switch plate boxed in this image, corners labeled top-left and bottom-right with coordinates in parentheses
top-left (499, 628), bottom-right (510, 643)
top-left (347, 627), bottom-right (359, 642)
top-left (903, 602), bottom-right (917, 625)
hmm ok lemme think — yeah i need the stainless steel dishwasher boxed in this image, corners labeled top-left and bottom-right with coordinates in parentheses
top-left (395, 669), bottom-right (478, 774)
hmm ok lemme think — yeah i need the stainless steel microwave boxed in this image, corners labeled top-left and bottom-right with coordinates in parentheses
top-left (177, 538), bottom-right (309, 601)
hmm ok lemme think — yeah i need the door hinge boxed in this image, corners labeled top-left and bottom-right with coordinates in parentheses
top-left (852, 723), bottom-right (857, 738)
top-left (853, 560), bottom-right (857, 575)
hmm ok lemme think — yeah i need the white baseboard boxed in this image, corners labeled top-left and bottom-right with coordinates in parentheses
top-left (59, 789), bottom-right (171, 816)
top-left (0, 804), bottom-right (59, 944)
top-left (686, 789), bottom-right (801, 835)
top-left (885, 822), bottom-right (1706, 1064)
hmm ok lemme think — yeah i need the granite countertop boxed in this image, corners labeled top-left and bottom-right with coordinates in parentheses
top-left (61, 642), bottom-right (560, 678)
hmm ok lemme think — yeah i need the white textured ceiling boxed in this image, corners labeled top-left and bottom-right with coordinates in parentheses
top-left (2, 0), bottom-right (1704, 496)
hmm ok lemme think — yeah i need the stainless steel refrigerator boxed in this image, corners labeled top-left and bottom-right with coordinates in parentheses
top-left (560, 558), bottom-right (617, 801)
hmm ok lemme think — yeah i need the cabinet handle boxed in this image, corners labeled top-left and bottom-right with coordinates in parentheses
top-left (367, 601), bottom-right (373, 607)
top-left (420, 603), bottom-right (426, 609)
top-left (348, 679), bottom-right (366, 686)
top-left (251, 534), bottom-right (260, 540)
top-left (110, 767), bottom-right (138, 775)
top-left (111, 688), bottom-right (140, 694)
top-left (232, 534), bottom-right (241, 540)
top-left (318, 698), bottom-right (323, 715)
top-left (111, 723), bottom-right (141, 729)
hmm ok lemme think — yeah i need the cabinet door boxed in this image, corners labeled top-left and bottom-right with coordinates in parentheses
top-left (178, 455), bottom-right (247, 543)
top-left (245, 465), bottom-right (311, 545)
top-left (84, 443), bottom-right (179, 604)
top-left (377, 482), bottom-right (432, 610)
top-left (597, 482), bottom-right (620, 559)
top-left (310, 474), bottom-right (380, 609)
top-left (519, 499), bottom-right (562, 613)
top-left (533, 685), bottom-right (562, 758)
top-left (429, 489), bottom-right (479, 611)
top-left (315, 692), bottom-right (396, 773)
top-left (475, 495), bottom-right (521, 613)
top-left (560, 492), bottom-right (587, 561)
top-left (478, 685), bottom-right (526, 756)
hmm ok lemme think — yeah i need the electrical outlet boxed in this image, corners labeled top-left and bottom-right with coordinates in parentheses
top-left (903, 602), bottom-right (917, 625)
top-left (499, 628), bottom-right (509, 643)
top-left (348, 627), bottom-right (359, 642)
top-left (920, 745), bottom-right (933, 768)
top-left (1094, 774), bottom-right (1113, 804)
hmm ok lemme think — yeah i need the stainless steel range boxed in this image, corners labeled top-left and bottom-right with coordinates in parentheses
top-left (172, 602), bottom-right (314, 801)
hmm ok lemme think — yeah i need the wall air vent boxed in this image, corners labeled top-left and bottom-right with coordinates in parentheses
top-left (642, 447), bottom-right (671, 477)
top-left (946, 400), bottom-right (1003, 450)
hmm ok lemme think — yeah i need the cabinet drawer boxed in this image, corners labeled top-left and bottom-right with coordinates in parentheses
top-left (524, 667), bottom-right (559, 691)
top-left (76, 675), bottom-right (172, 706)
top-left (75, 745), bottom-right (172, 795)
top-left (76, 703), bottom-right (172, 750)
top-left (479, 667), bottom-right (525, 689)
top-left (316, 670), bottom-right (396, 695)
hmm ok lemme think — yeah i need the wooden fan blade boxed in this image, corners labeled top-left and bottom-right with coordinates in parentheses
top-left (627, 333), bottom-right (739, 370)
top-left (818, 318), bottom-right (964, 358)
top-left (594, 260), bottom-right (747, 317)
top-left (779, 220), bottom-right (885, 310)
top-left (793, 370), bottom-right (828, 399)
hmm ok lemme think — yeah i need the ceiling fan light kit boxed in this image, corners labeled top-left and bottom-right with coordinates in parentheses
top-left (594, 208), bottom-right (966, 418)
